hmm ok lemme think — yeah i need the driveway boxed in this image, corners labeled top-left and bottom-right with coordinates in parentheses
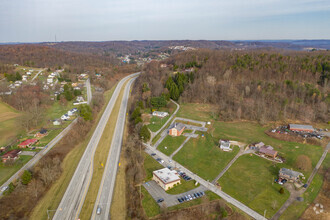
top-left (143, 180), bottom-right (207, 208)
top-left (20, 151), bottom-right (37, 156)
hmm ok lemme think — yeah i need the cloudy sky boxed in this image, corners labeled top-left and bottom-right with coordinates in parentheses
top-left (1, 0), bottom-right (330, 42)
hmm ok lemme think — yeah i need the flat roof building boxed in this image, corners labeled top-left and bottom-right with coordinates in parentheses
top-left (288, 124), bottom-right (314, 132)
top-left (152, 168), bottom-right (181, 191)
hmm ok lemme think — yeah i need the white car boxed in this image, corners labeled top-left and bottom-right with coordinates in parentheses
top-left (160, 160), bottom-right (164, 163)
top-left (1, 186), bottom-right (8, 192)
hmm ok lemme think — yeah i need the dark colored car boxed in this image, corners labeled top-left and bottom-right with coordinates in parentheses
top-left (157, 198), bottom-right (164, 203)
top-left (282, 179), bottom-right (287, 183)
top-left (196, 192), bottom-right (200, 197)
top-left (303, 184), bottom-right (308, 188)
top-left (151, 153), bottom-right (156, 156)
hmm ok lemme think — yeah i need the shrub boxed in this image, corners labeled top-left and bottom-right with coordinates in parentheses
top-left (21, 170), bottom-right (32, 185)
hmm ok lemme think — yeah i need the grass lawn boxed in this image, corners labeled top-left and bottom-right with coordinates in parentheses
top-left (79, 80), bottom-right (128, 220)
top-left (36, 129), bottom-right (63, 146)
top-left (158, 135), bottom-right (187, 156)
top-left (147, 101), bottom-right (178, 132)
top-left (0, 155), bottom-right (32, 185)
top-left (144, 152), bottom-right (163, 181)
top-left (279, 173), bottom-right (324, 220)
top-left (173, 132), bottom-right (240, 181)
top-left (218, 154), bottom-right (290, 218)
top-left (166, 179), bottom-right (199, 195)
top-left (142, 186), bottom-right (161, 218)
top-left (45, 101), bottom-right (74, 122)
top-left (29, 85), bottom-right (117, 220)
top-left (148, 116), bottom-right (170, 132)
top-left (0, 101), bottom-right (21, 147)
top-left (211, 121), bottom-right (324, 178)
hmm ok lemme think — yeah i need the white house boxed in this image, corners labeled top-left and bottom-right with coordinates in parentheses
top-left (47, 78), bottom-right (53, 84)
top-left (76, 96), bottom-right (85, 102)
top-left (152, 111), bottom-right (169, 118)
top-left (219, 140), bottom-right (232, 151)
top-left (53, 119), bottom-right (61, 126)
top-left (26, 71), bottom-right (32, 75)
top-left (22, 75), bottom-right (28, 81)
top-left (67, 110), bottom-right (75, 116)
top-left (61, 114), bottom-right (69, 120)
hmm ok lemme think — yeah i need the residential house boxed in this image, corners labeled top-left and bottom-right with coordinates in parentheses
top-left (249, 142), bottom-right (265, 150)
top-left (160, 64), bottom-right (167, 68)
top-left (169, 123), bottom-right (185, 136)
top-left (53, 119), bottom-right (62, 126)
top-left (18, 139), bottom-right (38, 148)
top-left (219, 140), bottom-right (232, 151)
top-left (34, 128), bottom-right (48, 138)
top-left (2, 150), bottom-right (21, 163)
top-left (152, 168), bottom-right (181, 191)
top-left (67, 110), bottom-right (75, 116)
top-left (279, 168), bottom-right (303, 182)
top-left (152, 111), bottom-right (169, 118)
top-left (47, 77), bottom-right (53, 84)
top-left (259, 146), bottom-right (278, 158)
top-left (288, 124), bottom-right (314, 133)
top-left (76, 96), bottom-right (85, 102)
top-left (22, 75), bottom-right (28, 81)
top-left (61, 114), bottom-right (70, 120)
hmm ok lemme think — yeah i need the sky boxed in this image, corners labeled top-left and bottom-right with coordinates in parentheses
top-left (0, 0), bottom-right (330, 42)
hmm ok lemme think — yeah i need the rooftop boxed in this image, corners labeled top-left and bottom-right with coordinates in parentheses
top-left (153, 168), bottom-right (180, 184)
top-left (2, 149), bottom-right (21, 158)
top-left (280, 168), bottom-right (303, 178)
top-left (18, 139), bottom-right (38, 146)
top-left (169, 123), bottom-right (185, 131)
top-left (289, 124), bottom-right (314, 131)
top-left (259, 146), bottom-right (277, 156)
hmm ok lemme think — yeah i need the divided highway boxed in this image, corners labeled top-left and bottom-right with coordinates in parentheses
top-left (53, 72), bottom-right (140, 220)
top-left (91, 76), bottom-right (138, 220)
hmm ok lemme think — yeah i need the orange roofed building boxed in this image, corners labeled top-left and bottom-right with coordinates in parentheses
top-left (169, 123), bottom-right (185, 136)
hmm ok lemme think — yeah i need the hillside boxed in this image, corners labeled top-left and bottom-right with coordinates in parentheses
top-left (0, 101), bottom-right (20, 146)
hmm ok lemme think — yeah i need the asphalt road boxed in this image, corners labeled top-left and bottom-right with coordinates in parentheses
top-left (53, 72), bottom-right (140, 220)
top-left (91, 76), bottom-right (138, 220)
top-left (86, 78), bottom-right (92, 105)
top-left (144, 143), bottom-right (267, 220)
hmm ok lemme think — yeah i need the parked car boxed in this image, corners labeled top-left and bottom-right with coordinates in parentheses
top-left (157, 198), bottom-right (164, 203)
top-left (160, 160), bottom-right (164, 163)
top-left (188, 195), bottom-right (192, 200)
top-left (178, 198), bottom-right (182, 203)
top-left (200, 191), bottom-right (205, 196)
top-left (196, 192), bottom-right (201, 197)
top-left (303, 184), bottom-right (308, 188)
top-left (156, 158), bottom-right (161, 161)
top-left (151, 153), bottom-right (156, 156)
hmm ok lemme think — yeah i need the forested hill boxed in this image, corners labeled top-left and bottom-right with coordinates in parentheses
top-left (137, 49), bottom-right (330, 123)
top-left (0, 44), bottom-right (119, 71)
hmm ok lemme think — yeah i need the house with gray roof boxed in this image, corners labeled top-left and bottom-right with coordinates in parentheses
top-left (169, 123), bottom-right (185, 136)
top-left (279, 168), bottom-right (303, 182)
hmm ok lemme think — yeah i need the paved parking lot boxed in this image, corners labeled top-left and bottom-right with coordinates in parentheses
top-left (143, 180), bottom-right (207, 207)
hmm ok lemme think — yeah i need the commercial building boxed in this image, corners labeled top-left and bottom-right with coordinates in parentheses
top-left (152, 168), bottom-right (181, 191)
top-left (169, 123), bottom-right (185, 136)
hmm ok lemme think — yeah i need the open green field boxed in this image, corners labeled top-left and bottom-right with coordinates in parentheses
top-left (211, 121), bottom-right (323, 177)
top-left (45, 101), bottom-right (75, 122)
top-left (0, 155), bottom-right (32, 185)
top-left (166, 179), bottom-right (199, 195)
top-left (30, 85), bottom-right (117, 220)
top-left (158, 135), bottom-right (186, 156)
top-left (173, 132), bottom-right (240, 181)
top-left (142, 186), bottom-right (161, 217)
top-left (144, 152), bottom-right (164, 181)
top-left (219, 154), bottom-right (290, 218)
top-left (177, 103), bottom-right (217, 121)
top-left (0, 101), bottom-right (21, 147)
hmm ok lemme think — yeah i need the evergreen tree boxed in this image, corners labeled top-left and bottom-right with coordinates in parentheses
top-left (139, 125), bottom-right (150, 141)
top-left (21, 170), bottom-right (32, 185)
top-left (79, 104), bottom-right (92, 121)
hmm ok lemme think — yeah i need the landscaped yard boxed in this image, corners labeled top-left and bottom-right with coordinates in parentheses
top-left (144, 152), bottom-right (164, 181)
top-left (211, 121), bottom-right (324, 178)
top-left (158, 135), bottom-right (186, 156)
top-left (0, 155), bottom-right (33, 185)
top-left (166, 179), bottom-right (199, 195)
top-left (218, 154), bottom-right (290, 219)
top-left (148, 115), bottom-right (170, 132)
top-left (279, 173), bottom-right (324, 220)
top-left (173, 132), bottom-right (240, 181)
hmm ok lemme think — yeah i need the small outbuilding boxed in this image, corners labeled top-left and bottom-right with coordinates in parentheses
top-left (152, 111), bottom-right (169, 118)
top-left (259, 146), bottom-right (278, 158)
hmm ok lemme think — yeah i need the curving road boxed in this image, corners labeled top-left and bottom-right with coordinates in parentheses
top-left (53, 72), bottom-right (140, 220)
top-left (91, 76), bottom-right (138, 220)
